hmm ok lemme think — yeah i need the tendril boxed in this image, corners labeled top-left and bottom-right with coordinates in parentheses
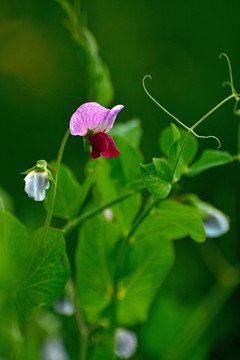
top-left (191, 130), bottom-right (222, 148)
top-left (220, 53), bottom-right (237, 96)
top-left (142, 75), bottom-right (190, 131)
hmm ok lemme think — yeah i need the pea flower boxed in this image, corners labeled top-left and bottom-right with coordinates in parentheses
top-left (69, 102), bottom-right (124, 159)
top-left (115, 328), bottom-right (137, 359)
top-left (202, 205), bottom-right (229, 238)
top-left (22, 160), bottom-right (54, 201)
top-left (189, 196), bottom-right (230, 238)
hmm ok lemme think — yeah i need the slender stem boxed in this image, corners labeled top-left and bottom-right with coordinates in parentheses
top-left (0, 198), bottom-right (4, 238)
top-left (126, 197), bottom-right (159, 243)
top-left (41, 129), bottom-right (70, 245)
top-left (62, 186), bottom-right (145, 234)
top-left (191, 94), bottom-right (235, 131)
top-left (220, 53), bottom-right (237, 95)
top-left (68, 278), bottom-right (89, 360)
top-left (172, 130), bottom-right (191, 182)
top-left (142, 75), bottom-right (190, 131)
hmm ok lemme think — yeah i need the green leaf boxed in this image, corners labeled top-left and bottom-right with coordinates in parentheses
top-left (44, 163), bottom-right (82, 220)
top-left (0, 211), bottom-right (70, 321)
top-left (185, 149), bottom-right (233, 177)
top-left (109, 118), bottom-right (143, 148)
top-left (159, 123), bottom-right (181, 156)
top-left (140, 158), bottom-right (172, 198)
top-left (75, 217), bottom-right (121, 323)
top-left (16, 227), bottom-right (70, 320)
top-left (96, 137), bottom-right (143, 232)
top-left (135, 200), bottom-right (206, 243)
top-left (117, 234), bottom-right (174, 325)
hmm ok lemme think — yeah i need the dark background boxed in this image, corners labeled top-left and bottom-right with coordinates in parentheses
top-left (0, 0), bottom-right (239, 358)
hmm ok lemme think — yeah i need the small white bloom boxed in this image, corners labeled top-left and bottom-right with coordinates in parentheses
top-left (103, 208), bottom-right (114, 221)
top-left (54, 297), bottom-right (75, 316)
top-left (24, 170), bottom-right (50, 201)
top-left (115, 328), bottom-right (137, 359)
top-left (203, 206), bottom-right (229, 238)
top-left (41, 337), bottom-right (69, 360)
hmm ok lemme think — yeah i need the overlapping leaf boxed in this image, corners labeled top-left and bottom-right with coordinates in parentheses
top-left (44, 163), bottom-right (82, 220)
top-left (96, 136), bottom-right (143, 233)
top-left (140, 158), bottom-right (172, 198)
top-left (185, 149), bottom-right (232, 177)
top-left (0, 211), bottom-right (70, 321)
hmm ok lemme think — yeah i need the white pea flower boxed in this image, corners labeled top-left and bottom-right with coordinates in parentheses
top-left (202, 206), bottom-right (229, 238)
top-left (189, 196), bottom-right (230, 238)
top-left (115, 328), bottom-right (137, 359)
top-left (22, 160), bottom-right (54, 201)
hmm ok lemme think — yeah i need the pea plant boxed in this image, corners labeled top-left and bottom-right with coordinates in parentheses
top-left (0, 1), bottom-right (239, 360)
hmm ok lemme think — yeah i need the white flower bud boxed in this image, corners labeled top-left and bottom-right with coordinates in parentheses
top-left (115, 328), bottom-right (137, 359)
top-left (24, 170), bottom-right (50, 201)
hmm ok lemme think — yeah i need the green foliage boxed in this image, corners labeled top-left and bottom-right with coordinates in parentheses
top-left (75, 216), bottom-right (121, 323)
top-left (140, 158), bottom-right (172, 198)
top-left (0, 211), bottom-right (70, 322)
top-left (185, 149), bottom-right (233, 176)
top-left (96, 136), bottom-right (143, 232)
top-left (1, 5), bottom-right (240, 358)
top-left (109, 118), bottom-right (143, 148)
top-left (117, 234), bottom-right (174, 325)
top-left (135, 200), bottom-right (206, 243)
top-left (45, 163), bottom-right (82, 220)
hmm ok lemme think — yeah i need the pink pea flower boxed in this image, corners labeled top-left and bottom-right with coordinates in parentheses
top-left (70, 102), bottom-right (124, 159)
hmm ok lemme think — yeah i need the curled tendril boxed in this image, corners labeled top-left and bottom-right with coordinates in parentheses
top-left (142, 75), bottom-right (190, 131)
top-left (191, 130), bottom-right (221, 148)
top-left (219, 53), bottom-right (237, 96)
top-left (142, 75), bottom-right (222, 148)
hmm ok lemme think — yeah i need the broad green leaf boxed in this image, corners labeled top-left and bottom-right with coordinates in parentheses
top-left (135, 200), bottom-right (206, 243)
top-left (96, 137), bottom-right (143, 232)
top-left (140, 158), bottom-right (172, 198)
top-left (0, 211), bottom-right (70, 321)
top-left (75, 217), bottom-right (121, 323)
top-left (117, 234), bottom-right (174, 325)
top-left (185, 149), bottom-right (233, 177)
top-left (159, 123), bottom-right (181, 156)
top-left (16, 227), bottom-right (70, 320)
top-left (109, 118), bottom-right (143, 148)
top-left (44, 163), bottom-right (82, 220)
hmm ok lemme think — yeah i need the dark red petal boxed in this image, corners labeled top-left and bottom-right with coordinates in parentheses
top-left (88, 132), bottom-right (120, 159)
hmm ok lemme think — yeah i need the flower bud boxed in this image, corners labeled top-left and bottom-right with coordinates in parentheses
top-left (22, 160), bottom-right (54, 201)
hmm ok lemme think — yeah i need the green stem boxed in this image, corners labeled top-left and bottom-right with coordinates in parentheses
top-left (62, 185), bottom-right (145, 234)
top-left (125, 197), bottom-right (159, 243)
top-left (143, 75), bottom-right (190, 131)
top-left (41, 129), bottom-right (70, 245)
top-left (0, 198), bottom-right (4, 238)
top-left (68, 278), bottom-right (89, 360)
top-left (172, 130), bottom-right (191, 182)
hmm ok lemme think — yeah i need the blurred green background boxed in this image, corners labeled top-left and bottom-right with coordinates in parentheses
top-left (0, 0), bottom-right (239, 359)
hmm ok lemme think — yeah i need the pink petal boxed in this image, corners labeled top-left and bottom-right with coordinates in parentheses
top-left (102, 105), bottom-right (124, 132)
top-left (88, 132), bottom-right (120, 159)
top-left (69, 102), bottom-right (124, 136)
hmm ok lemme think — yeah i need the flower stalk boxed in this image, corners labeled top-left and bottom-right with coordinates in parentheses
top-left (41, 129), bottom-right (70, 246)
